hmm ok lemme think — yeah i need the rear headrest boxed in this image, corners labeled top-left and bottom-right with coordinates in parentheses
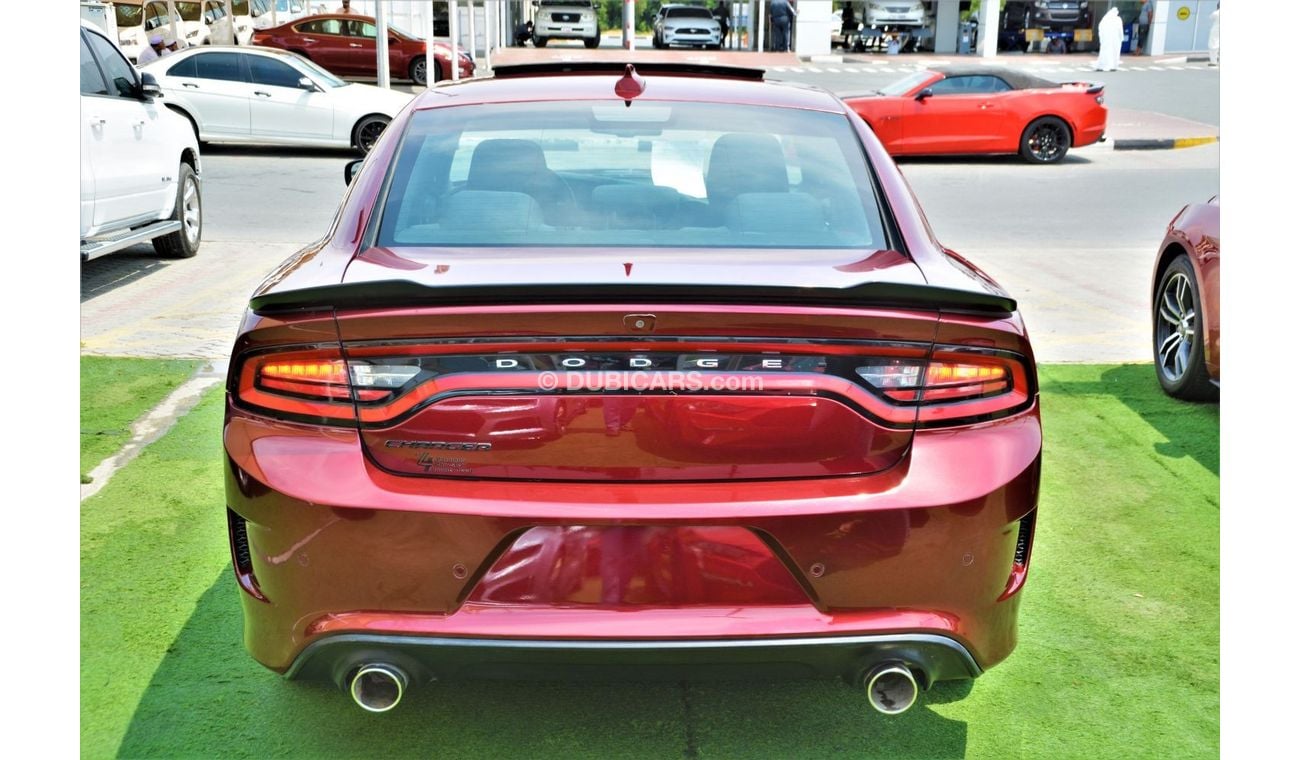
top-left (467, 139), bottom-right (550, 190)
top-left (441, 190), bottom-right (547, 231)
top-left (724, 192), bottom-right (826, 235)
top-left (705, 133), bottom-right (790, 207)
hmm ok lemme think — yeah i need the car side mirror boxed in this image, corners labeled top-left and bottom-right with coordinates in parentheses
top-left (389, 36), bottom-right (400, 45)
top-left (915, 88), bottom-right (933, 101)
top-left (345, 158), bottom-right (364, 185)
top-left (298, 76), bottom-right (320, 91)
top-left (139, 71), bottom-right (164, 100)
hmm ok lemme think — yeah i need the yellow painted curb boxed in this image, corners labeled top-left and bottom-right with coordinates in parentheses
top-left (1172, 136), bottom-right (1219, 149)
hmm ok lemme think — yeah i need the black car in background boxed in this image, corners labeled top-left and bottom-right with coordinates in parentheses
top-left (999, 1), bottom-right (1093, 51)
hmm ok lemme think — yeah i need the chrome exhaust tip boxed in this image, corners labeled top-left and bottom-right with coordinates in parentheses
top-left (349, 664), bottom-right (407, 713)
top-left (864, 663), bottom-right (919, 715)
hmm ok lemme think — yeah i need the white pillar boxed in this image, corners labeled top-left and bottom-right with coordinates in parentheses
top-left (935, 0), bottom-right (959, 54)
top-left (1149, 0), bottom-right (1171, 56)
top-left (623, 0), bottom-right (636, 50)
top-left (376, 0), bottom-right (390, 89)
top-left (466, 0), bottom-right (477, 60)
top-left (483, 0), bottom-right (492, 70)
top-left (426, 0), bottom-right (435, 89)
top-left (757, 0), bottom-right (765, 52)
top-left (793, 1), bottom-right (832, 58)
top-left (978, 0), bottom-right (999, 59)
top-left (449, 0), bottom-right (460, 81)
top-left (167, 1), bottom-right (179, 48)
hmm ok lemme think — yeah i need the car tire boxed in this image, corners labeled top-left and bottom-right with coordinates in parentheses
top-left (1153, 254), bottom-right (1217, 401)
top-left (353, 114), bottom-right (391, 155)
top-left (410, 56), bottom-right (428, 86)
top-left (1019, 116), bottom-right (1072, 164)
top-left (652, 34), bottom-right (663, 49)
top-left (153, 162), bottom-right (201, 259)
top-left (534, 36), bottom-right (548, 48)
top-left (584, 36), bottom-right (600, 49)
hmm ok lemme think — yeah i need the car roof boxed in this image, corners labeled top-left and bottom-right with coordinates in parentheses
top-left (410, 67), bottom-right (843, 113)
top-left (931, 66), bottom-right (1063, 90)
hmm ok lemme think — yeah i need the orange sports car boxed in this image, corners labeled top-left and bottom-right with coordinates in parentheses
top-left (843, 66), bottom-right (1108, 163)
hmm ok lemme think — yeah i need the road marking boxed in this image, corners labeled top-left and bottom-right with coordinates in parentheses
top-left (805, 66), bottom-right (823, 72)
top-left (1165, 65), bottom-right (1186, 70)
top-left (826, 67), bottom-right (842, 72)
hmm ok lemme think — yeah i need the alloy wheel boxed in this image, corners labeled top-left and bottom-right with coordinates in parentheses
top-left (1028, 122), bottom-right (1068, 162)
top-left (181, 176), bottom-right (201, 247)
top-left (357, 118), bottom-right (389, 153)
top-left (1155, 271), bottom-right (1196, 383)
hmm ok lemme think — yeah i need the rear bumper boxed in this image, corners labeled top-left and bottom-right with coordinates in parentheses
top-left (287, 632), bottom-right (981, 687)
top-left (225, 395), bottom-right (1041, 679)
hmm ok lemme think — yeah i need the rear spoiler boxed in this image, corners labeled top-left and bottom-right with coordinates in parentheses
top-left (1062, 81), bottom-right (1105, 94)
top-left (250, 280), bottom-right (1016, 316)
top-left (492, 61), bottom-right (765, 81)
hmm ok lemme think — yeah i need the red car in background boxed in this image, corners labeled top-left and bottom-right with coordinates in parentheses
top-left (843, 66), bottom-right (1107, 163)
top-left (251, 13), bottom-right (473, 85)
top-left (224, 62), bottom-right (1042, 717)
top-left (1152, 197), bottom-right (1220, 400)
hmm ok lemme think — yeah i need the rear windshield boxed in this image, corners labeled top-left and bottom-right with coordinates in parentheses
top-left (377, 101), bottom-right (886, 250)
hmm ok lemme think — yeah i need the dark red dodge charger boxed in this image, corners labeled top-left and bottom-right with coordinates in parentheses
top-left (224, 62), bottom-right (1042, 716)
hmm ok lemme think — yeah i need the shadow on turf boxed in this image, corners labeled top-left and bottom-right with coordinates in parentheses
top-left (117, 571), bottom-right (970, 758)
top-left (1041, 363), bottom-right (1219, 477)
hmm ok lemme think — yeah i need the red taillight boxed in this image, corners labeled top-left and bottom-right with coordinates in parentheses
top-left (237, 350), bottom-right (358, 423)
top-left (235, 350), bottom-right (423, 423)
top-left (856, 349), bottom-right (1032, 427)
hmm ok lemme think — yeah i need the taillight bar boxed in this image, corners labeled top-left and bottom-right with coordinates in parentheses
top-left (232, 342), bottom-right (1033, 429)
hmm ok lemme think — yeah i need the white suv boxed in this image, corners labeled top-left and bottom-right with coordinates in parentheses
top-left (80, 21), bottom-right (204, 260)
top-left (531, 0), bottom-right (600, 49)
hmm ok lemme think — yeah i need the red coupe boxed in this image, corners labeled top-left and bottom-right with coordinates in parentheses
top-left (843, 66), bottom-right (1108, 163)
top-left (1152, 197), bottom-right (1220, 400)
top-left (251, 13), bottom-right (473, 85)
top-left (224, 62), bottom-right (1042, 716)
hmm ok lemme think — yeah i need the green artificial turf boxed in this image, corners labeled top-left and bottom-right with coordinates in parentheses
top-left (80, 363), bottom-right (1219, 759)
top-left (80, 356), bottom-right (199, 482)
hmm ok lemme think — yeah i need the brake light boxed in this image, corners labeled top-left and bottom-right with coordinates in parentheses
top-left (856, 349), bottom-right (1032, 426)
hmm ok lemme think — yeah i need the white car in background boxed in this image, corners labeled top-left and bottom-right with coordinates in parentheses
top-left (141, 46), bottom-right (413, 153)
top-left (250, 0), bottom-right (310, 31)
top-left (652, 4), bottom-right (722, 50)
top-left (864, 0), bottom-right (928, 28)
top-left (80, 21), bottom-right (203, 260)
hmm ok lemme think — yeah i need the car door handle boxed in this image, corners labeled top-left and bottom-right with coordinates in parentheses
top-left (349, 43), bottom-right (362, 47)
top-left (132, 120), bottom-right (146, 127)
top-left (301, 37), bottom-right (316, 43)
top-left (88, 116), bottom-right (106, 127)
top-left (979, 103), bottom-right (993, 109)
top-left (182, 82), bottom-right (200, 88)
top-left (254, 91), bottom-right (272, 97)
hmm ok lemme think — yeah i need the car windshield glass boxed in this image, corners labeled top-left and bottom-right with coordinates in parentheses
top-left (116, 4), bottom-right (144, 28)
top-left (879, 71), bottom-right (932, 96)
top-left (668, 8), bottom-right (714, 18)
top-left (175, 2), bottom-right (203, 21)
top-left (377, 101), bottom-right (886, 250)
top-left (292, 55), bottom-right (347, 87)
